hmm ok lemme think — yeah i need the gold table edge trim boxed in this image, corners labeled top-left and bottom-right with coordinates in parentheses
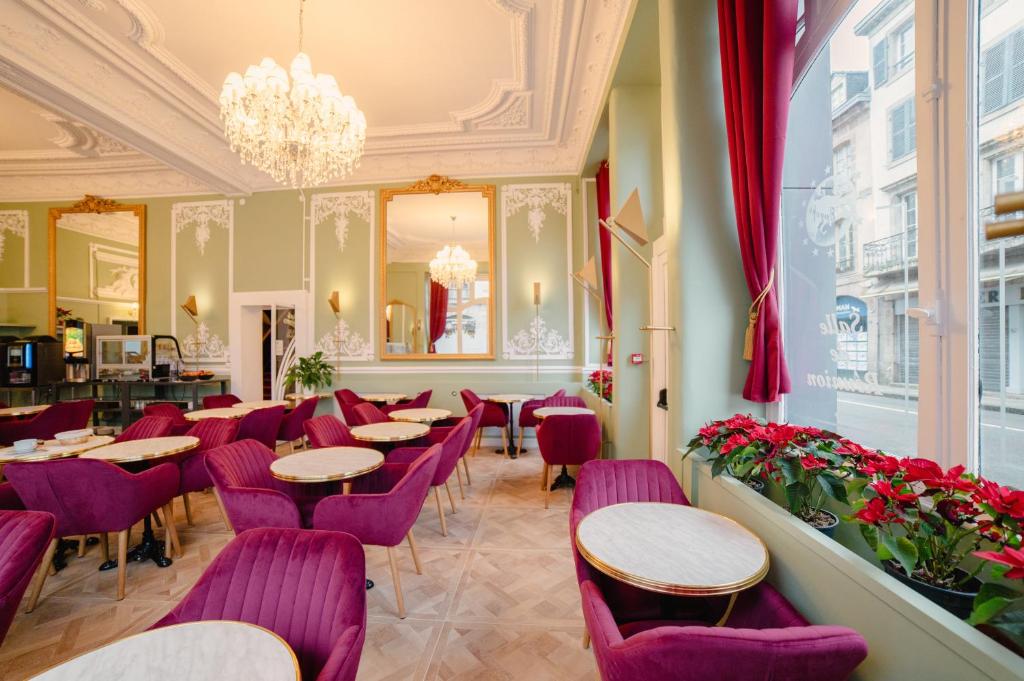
top-left (80, 438), bottom-right (200, 463)
top-left (350, 425), bottom-right (430, 442)
top-left (270, 457), bottom-right (384, 483)
top-left (574, 502), bottom-right (771, 597)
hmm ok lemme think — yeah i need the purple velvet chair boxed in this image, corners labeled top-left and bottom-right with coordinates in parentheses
top-left (313, 446), bottom-right (441, 618)
top-left (389, 417), bottom-right (474, 536)
top-left (0, 482), bottom-right (24, 511)
top-left (0, 510), bottom-right (56, 646)
top-left (202, 393), bottom-right (241, 409)
top-left (426, 404), bottom-right (483, 491)
top-left (581, 578), bottom-right (868, 681)
top-left (544, 395), bottom-right (587, 408)
top-left (536, 413), bottom-right (601, 508)
top-left (304, 415), bottom-right (359, 449)
top-left (0, 400), bottom-right (95, 446)
top-left (276, 395), bottom-right (320, 453)
top-left (114, 415), bottom-right (174, 442)
top-left (333, 389), bottom-right (365, 425)
top-left (518, 389), bottom-right (568, 452)
top-left (351, 402), bottom-right (388, 426)
top-left (5, 458), bottom-right (179, 604)
top-left (178, 417), bottom-right (239, 527)
top-left (205, 439), bottom-right (335, 533)
top-left (236, 405), bottom-right (286, 450)
top-left (459, 389), bottom-right (509, 456)
top-left (143, 402), bottom-right (192, 436)
top-left (150, 528), bottom-right (366, 681)
top-left (381, 389), bottom-right (432, 415)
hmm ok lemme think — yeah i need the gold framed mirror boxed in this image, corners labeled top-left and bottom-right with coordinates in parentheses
top-left (380, 175), bottom-right (495, 360)
top-left (48, 195), bottom-right (147, 336)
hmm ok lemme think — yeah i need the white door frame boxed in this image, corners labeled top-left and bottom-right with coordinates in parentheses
top-left (650, 235), bottom-right (670, 463)
top-left (229, 290), bottom-right (310, 400)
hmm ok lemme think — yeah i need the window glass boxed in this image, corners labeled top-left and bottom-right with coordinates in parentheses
top-left (782, 0), bottom-right (918, 456)
top-left (433, 277), bottom-right (489, 355)
top-left (977, 0), bottom-right (1024, 487)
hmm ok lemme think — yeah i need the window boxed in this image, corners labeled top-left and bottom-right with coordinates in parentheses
top-left (993, 153), bottom-right (1022, 200)
top-left (982, 27), bottom-right (1024, 115)
top-left (831, 77), bottom-right (845, 109)
top-left (889, 99), bottom-right (916, 161)
top-left (432, 278), bottom-right (489, 355)
top-left (781, 0), bottom-right (919, 457)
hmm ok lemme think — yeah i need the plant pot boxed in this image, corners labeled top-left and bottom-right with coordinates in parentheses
top-left (802, 509), bottom-right (839, 538)
top-left (882, 561), bottom-right (982, 620)
top-left (743, 477), bottom-right (767, 496)
top-left (302, 384), bottom-right (317, 396)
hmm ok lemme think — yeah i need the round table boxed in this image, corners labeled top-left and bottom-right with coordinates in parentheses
top-left (350, 421), bottom-right (429, 443)
top-left (271, 446), bottom-right (383, 488)
top-left (234, 400), bottom-right (291, 410)
top-left (81, 436), bottom-right (199, 568)
top-left (184, 407), bottom-right (252, 421)
top-left (534, 406), bottom-right (595, 419)
top-left (576, 502), bottom-right (769, 626)
top-left (388, 408), bottom-right (451, 424)
top-left (359, 392), bottom-right (407, 405)
top-left (486, 394), bottom-right (537, 457)
top-left (0, 404), bottom-right (49, 418)
top-left (28, 620), bottom-right (299, 681)
top-left (0, 435), bottom-right (114, 463)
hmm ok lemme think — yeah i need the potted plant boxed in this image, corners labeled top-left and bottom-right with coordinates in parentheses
top-left (969, 481), bottom-right (1024, 652)
top-left (684, 414), bottom-right (770, 494)
top-left (847, 456), bottom-right (992, 618)
top-left (285, 351), bottom-right (333, 395)
top-left (586, 368), bottom-right (613, 402)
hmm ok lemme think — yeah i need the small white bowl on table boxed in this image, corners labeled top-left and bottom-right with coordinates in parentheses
top-left (0, 435), bottom-right (115, 464)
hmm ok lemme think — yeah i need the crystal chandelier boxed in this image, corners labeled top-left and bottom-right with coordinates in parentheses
top-left (429, 216), bottom-right (478, 290)
top-left (218, 0), bottom-right (366, 188)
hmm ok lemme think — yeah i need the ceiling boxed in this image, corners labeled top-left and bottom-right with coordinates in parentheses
top-left (0, 0), bottom-right (634, 200)
top-left (387, 192), bottom-right (489, 263)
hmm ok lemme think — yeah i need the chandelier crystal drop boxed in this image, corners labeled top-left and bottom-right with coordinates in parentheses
top-left (218, 1), bottom-right (366, 188)
top-left (429, 216), bottom-right (478, 290)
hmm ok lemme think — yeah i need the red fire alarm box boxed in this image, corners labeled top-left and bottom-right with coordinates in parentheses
top-left (630, 353), bottom-right (644, 365)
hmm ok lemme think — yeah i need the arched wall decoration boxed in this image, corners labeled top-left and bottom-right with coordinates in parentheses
top-left (0, 210), bottom-right (30, 288)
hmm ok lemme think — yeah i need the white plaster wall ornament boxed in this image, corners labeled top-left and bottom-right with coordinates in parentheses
top-left (503, 317), bottom-right (573, 360)
top-left (315, 319), bottom-right (373, 362)
top-left (311, 191), bottom-right (372, 252)
top-left (181, 321), bottom-right (229, 363)
top-left (171, 200), bottom-right (232, 256)
top-left (0, 210), bottom-right (28, 262)
top-left (503, 184), bottom-right (570, 242)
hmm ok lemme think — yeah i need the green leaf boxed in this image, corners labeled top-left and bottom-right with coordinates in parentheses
top-left (815, 472), bottom-right (849, 505)
top-left (710, 456), bottom-right (728, 478)
top-left (784, 481), bottom-right (809, 515)
top-left (859, 523), bottom-right (879, 551)
top-left (880, 533), bottom-right (918, 577)
top-left (845, 476), bottom-right (869, 500)
top-left (968, 583), bottom-right (1020, 625)
top-left (779, 457), bottom-right (802, 486)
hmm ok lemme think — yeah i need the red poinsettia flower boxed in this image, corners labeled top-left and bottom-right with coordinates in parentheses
top-left (978, 520), bottom-right (1007, 543)
top-left (800, 455), bottom-right (829, 471)
top-left (723, 414), bottom-right (757, 431)
top-left (858, 454), bottom-right (901, 477)
top-left (870, 480), bottom-right (919, 505)
top-left (855, 497), bottom-right (902, 525)
top-left (836, 440), bottom-right (878, 459)
top-left (900, 459), bottom-right (977, 493)
top-left (974, 479), bottom-right (1024, 519)
top-left (936, 498), bottom-right (980, 526)
top-left (720, 433), bottom-right (750, 455)
top-left (698, 423), bottom-right (721, 444)
top-left (974, 545), bottom-right (1024, 580)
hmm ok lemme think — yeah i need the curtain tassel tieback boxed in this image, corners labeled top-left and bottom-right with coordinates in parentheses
top-left (743, 269), bottom-right (775, 362)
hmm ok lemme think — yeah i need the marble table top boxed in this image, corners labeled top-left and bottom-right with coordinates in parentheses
top-left (0, 435), bottom-right (115, 463)
top-left (534, 407), bottom-right (595, 419)
top-left (388, 408), bottom-right (452, 424)
top-left (486, 394), bottom-right (537, 403)
top-left (575, 502), bottom-right (769, 596)
top-left (79, 436), bottom-right (199, 464)
top-left (184, 407), bottom-right (252, 421)
top-left (234, 400), bottom-right (291, 410)
top-left (0, 404), bottom-right (49, 418)
top-left (359, 392), bottom-right (407, 404)
top-left (270, 447), bottom-right (384, 483)
top-left (28, 620), bottom-right (299, 681)
top-left (350, 421), bottom-right (429, 443)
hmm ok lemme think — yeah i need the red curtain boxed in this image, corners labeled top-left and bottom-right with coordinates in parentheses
top-left (428, 281), bottom-right (448, 353)
top-left (718, 0), bottom-right (797, 402)
top-left (595, 160), bottom-right (613, 365)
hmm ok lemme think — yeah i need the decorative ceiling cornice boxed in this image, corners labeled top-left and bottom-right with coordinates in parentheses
top-left (0, 0), bottom-right (632, 199)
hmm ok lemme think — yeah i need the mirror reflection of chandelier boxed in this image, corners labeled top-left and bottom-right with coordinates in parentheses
top-left (429, 216), bottom-right (478, 290)
top-left (218, 0), bottom-right (367, 188)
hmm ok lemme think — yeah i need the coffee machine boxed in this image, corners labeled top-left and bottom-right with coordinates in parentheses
top-left (1, 336), bottom-right (64, 387)
top-left (62, 321), bottom-right (118, 381)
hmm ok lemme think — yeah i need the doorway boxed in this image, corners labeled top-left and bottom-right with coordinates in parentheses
top-left (260, 307), bottom-right (295, 399)
top-left (229, 291), bottom-right (308, 401)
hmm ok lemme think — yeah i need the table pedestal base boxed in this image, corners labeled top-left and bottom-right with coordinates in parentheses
top-left (53, 536), bottom-right (99, 572)
top-left (366, 579), bottom-right (374, 590)
top-left (549, 465), bottom-right (576, 491)
top-left (98, 517), bottom-right (172, 571)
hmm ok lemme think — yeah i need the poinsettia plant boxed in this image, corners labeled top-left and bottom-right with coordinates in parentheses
top-left (968, 481), bottom-right (1024, 651)
top-left (586, 369), bottom-right (613, 402)
top-left (683, 413), bottom-right (769, 482)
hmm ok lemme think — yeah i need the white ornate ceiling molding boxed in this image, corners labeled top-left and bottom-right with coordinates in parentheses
top-left (500, 181), bottom-right (574, 360)
top-left (0, 0), bottom-right (630, 196)
top-left (58, 210), bottom-right (139, 245)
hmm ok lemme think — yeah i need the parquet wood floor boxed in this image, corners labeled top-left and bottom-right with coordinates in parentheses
top-left (0, 449), bottom-right (596, 680)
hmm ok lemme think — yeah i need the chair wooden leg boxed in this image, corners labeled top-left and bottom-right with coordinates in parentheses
top-left (473, 429), bottom-right (482, 455)
top-left (444, 480), bottom-right (457, 513)
top-left (544, 464), bottom-right (551, 509)
top-left (517, 428), bottom-right (525, 455)
top-left (500, 428), bottom-right (509, 458)
top-left (25, 538), bottom-right (57, 613)
top-left (386, 546), bottom-right (406, 619)
top-left (462, 457), bottom-right (471, 485)
top-left (212, 488), bottom-right (234, 533)
top-left (99, 532), bottom-right (109, 562)
top-left (407, 530), bottom-right (422, 575)
top-left (182, 493), bottom-right (194, 526)
top-left (582, 629), bottom-right (591, 649)
top-left (77, 535), bottom-right (87, 557)
top-left (116, 529), bottom-right (128, 601)
top-left (433, 486), bottom-right (448, 537)
top-left (541, 462), bottom-right (549, 491)
top-left (163, 502), bottom-right (182, 558)
top-left (454, 465), bottom-right (465, 500)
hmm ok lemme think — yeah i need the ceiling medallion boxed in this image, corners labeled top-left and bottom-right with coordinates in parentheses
top-left (218, 0), bottom-right (367, 188)
top-left (429, 216), bottom-right (478, 290)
